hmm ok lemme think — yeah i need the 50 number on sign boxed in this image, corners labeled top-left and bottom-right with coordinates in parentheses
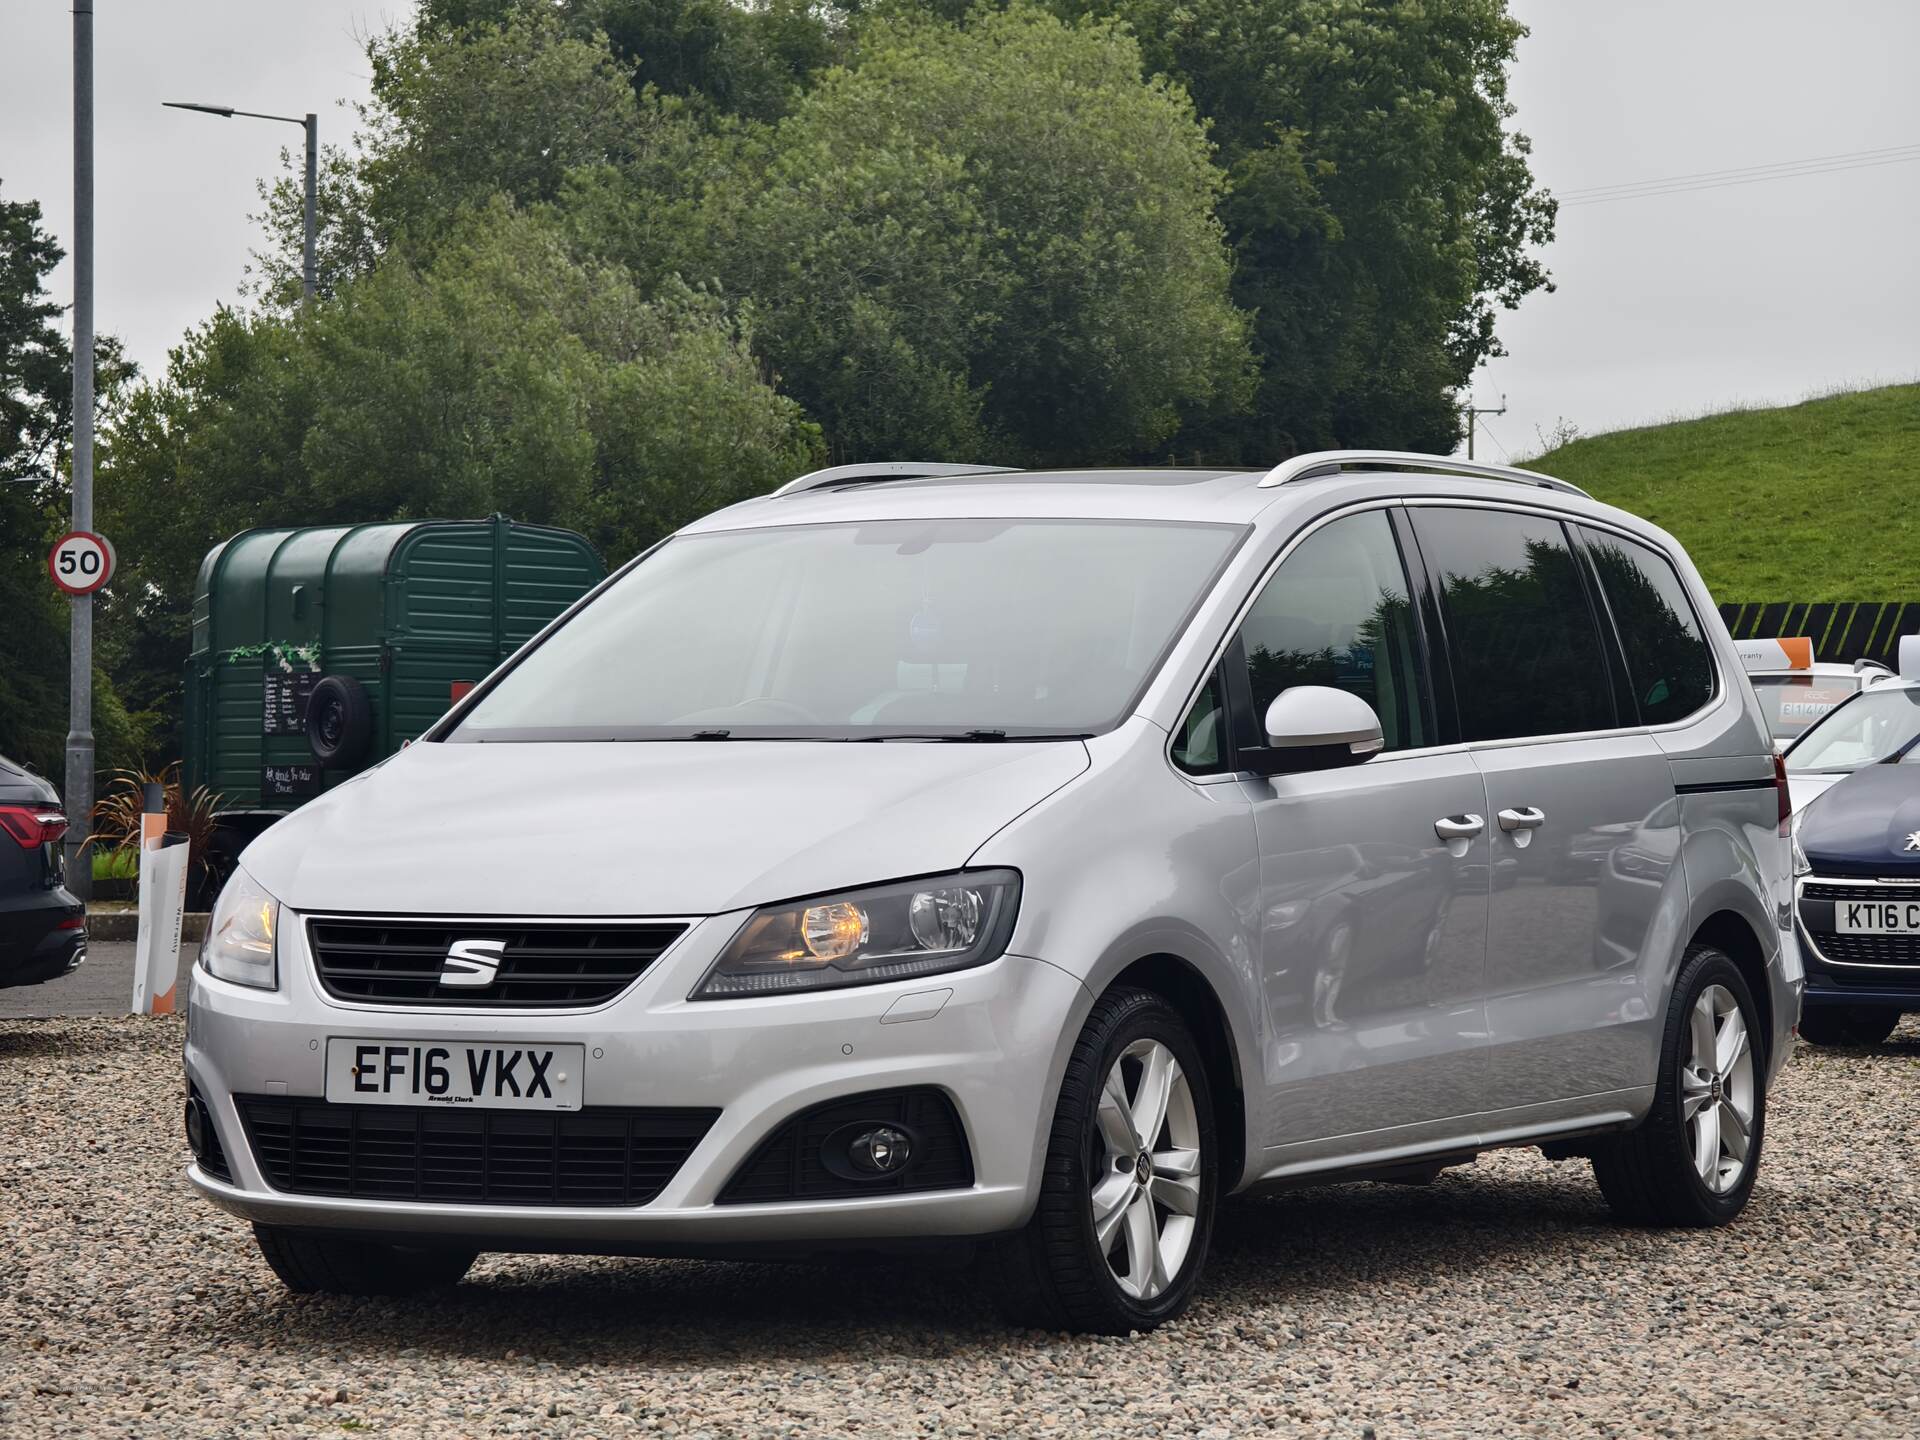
top-left (47, 531), bottom-right (117, 597)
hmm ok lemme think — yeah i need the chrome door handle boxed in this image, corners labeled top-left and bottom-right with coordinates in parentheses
top-left (1497, 806), bottom-right (1547, 832)
top-left (1433, 814), bottom-right (1485, 840)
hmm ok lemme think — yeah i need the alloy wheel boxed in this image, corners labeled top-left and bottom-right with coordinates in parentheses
top-left (1090, 1037), bottom-right (1202, 1300)
top-left (1681, 983), bottom-right (1755, 1194)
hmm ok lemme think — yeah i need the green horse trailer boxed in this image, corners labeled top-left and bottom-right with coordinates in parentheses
top-left (183, 516), bottom-right (604, 870)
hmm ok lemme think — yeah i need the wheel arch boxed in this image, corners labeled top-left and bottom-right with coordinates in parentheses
top-left (1101, 953), bottom-right (1249, 1195)
top-left (1689, 908), bottom-right (1774, 1066)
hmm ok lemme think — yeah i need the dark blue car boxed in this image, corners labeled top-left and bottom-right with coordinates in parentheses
top-left (1786, 682), bottom-right (1920, 1045)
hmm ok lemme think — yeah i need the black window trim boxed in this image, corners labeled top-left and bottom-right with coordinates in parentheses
top-left (1163, 496), bottom-right (1733, 783)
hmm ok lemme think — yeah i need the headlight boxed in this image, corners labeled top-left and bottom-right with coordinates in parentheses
top-left (1789, 813), bottom-right (1812, 877)
top-left (693, 870), bottom-right (1021, 999)
top-left (199, 869), bottom-right (280, 990)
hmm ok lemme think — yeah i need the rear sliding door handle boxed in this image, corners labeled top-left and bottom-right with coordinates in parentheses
top-left (1433, 814), bottom-right (1485, 840)
top-left (1497, 806), bottom-right (1547, 832)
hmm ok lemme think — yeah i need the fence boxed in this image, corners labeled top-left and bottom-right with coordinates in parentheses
top-left (1718, 602), bottom-right (1920, 668)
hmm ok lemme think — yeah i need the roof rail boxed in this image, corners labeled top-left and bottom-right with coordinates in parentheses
top-left (1256, 449), bottom-right (1589, 498)
top-left (773, 461), bottom-right (1019, 497)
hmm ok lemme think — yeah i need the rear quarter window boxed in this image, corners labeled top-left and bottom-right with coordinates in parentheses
top-left (1579, 528), bottom-right (1716, 725)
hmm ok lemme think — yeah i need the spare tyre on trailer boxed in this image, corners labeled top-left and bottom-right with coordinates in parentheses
top-left (182, 515), bottom-right (605, 898)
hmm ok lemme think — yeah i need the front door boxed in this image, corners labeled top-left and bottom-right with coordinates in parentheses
top-left (1236, 507), bottom-right (1492, 1148)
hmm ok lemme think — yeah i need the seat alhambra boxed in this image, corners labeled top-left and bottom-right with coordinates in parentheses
top-left (185, 452), bottom-right (1799, 1333)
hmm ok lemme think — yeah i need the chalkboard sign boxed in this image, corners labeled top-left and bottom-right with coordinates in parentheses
top-left (263, 667), bottom-right (319, 736)
top-left (262, 764), bottom-right (322, 799)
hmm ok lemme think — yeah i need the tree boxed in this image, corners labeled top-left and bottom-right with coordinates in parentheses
top-left (0, 181), bottom-right (143, 779)
top-left (101, 204), bottom-right (821, 743)
top-left (715, 6), bottom-right (1252, 461)
top-left (1041, 0), bottom-right (1556, 456)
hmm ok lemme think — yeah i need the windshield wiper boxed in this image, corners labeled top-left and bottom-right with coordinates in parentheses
top-left (860, 730), bottom-right (1090, 742)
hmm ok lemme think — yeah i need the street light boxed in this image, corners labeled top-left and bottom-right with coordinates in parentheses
top-left (163, 101), bottom-right (316, 303)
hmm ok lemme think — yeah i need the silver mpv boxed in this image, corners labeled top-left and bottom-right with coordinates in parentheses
top-left (185, 452), bottom-right (1800, 1333)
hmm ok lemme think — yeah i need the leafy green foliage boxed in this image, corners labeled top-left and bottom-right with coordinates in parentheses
top-left (0, 182), bottom-right (146, 779)
top-left (1531, 385), bottom-right (1920, 602)
top-left (77, 0), bottom-right (1561, 763)
top-left (715, 7), bottom-right (1251, 461)
top-left (1042, 0), bottom-right (1555, 456)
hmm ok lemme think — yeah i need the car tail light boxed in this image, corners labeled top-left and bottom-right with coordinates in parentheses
top-left (0, 805), bottom-right (68, 849)
top-left (1774, 752), bottom-right (1792, 836)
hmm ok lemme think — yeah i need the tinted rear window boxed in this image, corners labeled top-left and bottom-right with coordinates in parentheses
top-left (1579, 528), bottom-right (1715, 725)
top-left (1412, 507), bottom-right (1615, 742)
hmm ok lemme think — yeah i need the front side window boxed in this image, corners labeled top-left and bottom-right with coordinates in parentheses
top-left (1235, 509), bottom-right (1431, 752)
top-left (1785, 686), bottom-right (1920, 772)
top-left (1580, 528), bottom-right (1715, 724)
top-left (1412, 507), bottom-right (1615, 742)
top-left (449, 518), bottom-right (1242, 740)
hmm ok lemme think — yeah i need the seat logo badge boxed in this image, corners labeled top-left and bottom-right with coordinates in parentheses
top-left (1905, 833), bottom-right (1920, 853)
top-left (441, 938), bottom-right (507, 987)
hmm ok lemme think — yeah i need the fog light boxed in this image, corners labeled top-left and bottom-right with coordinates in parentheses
top-left (184, 1095), bottom-right (207, 1159)
top-left (848, 1125), bottom-right (913, 1174)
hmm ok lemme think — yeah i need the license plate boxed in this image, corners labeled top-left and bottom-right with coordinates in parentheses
top-left (324, 1038), bottom-right (585, 1111)
top-left (1833, 899), bottom-right (1920, 935)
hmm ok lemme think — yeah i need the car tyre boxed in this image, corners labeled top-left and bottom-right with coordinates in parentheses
top-left (1590, 944), bottom-right (1765, 1227)
top-left (253, 1224), bottom-right (477, 1296)
top-left (988, 987), bottom-right (1217, 1334)
top-left (1796, 1006), bottom-right (1899, 1048)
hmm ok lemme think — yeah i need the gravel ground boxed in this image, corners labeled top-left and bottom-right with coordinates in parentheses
top-left (2, 1016), bottom-right (1916, 1439)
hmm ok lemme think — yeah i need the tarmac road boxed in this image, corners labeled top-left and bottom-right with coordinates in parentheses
top-left (0, 939), bottom-right (144, 1018)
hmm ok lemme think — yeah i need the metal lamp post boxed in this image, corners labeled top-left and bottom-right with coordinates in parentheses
top-left (162, 101), bottom-right (317, 303)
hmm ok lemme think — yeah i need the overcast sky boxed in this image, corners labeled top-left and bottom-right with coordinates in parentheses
top-left (3, 0), bottom-right (1916, 461)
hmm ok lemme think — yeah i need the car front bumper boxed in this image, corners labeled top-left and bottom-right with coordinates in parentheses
top-left (183, 909), bottom-right (1087, 1249)
top-left (1794, 876), bottom-right (1920, 1012)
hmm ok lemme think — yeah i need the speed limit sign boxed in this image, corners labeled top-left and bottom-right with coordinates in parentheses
top-left (47, 530), bottom-right (117, 596)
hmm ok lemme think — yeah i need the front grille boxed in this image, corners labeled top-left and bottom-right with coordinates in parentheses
top-left (236, 1096), bottom-right (717, 1206)
top-left (1802, 883), bottom-right (1920, 902)
top-left (307, 917), bottom-right (687, 1008)
top-left (718, 1087), bottom-right (973, 1205)
top-left (1801, 882), bottom-right (1920, 971)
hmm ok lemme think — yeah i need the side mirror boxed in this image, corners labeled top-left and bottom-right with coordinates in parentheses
top-left (1242, 686), bottom-right (1385, 776)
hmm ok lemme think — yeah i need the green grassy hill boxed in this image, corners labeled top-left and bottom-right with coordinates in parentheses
top-left (1529, 384), bottom-right (1920, 602)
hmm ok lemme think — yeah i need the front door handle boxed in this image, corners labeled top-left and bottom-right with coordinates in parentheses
top-left (1497, 806), bottom-right (1547, 832)
top-left (1434, 814), bottom-right (1485, 840)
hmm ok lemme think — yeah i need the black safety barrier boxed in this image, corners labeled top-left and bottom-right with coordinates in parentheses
top-left (1719, 602), bottom-right (1920, 669)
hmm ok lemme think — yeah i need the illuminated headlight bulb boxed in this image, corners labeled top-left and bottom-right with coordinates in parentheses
top-left (801, 901), bottom-right (869, 960)
top-left (909, 886), bottom-right (983, 952)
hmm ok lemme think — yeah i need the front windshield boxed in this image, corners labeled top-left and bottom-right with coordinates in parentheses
top-left (1786, 686), bottom-right (1920, 773)
top-left (450, 518), bottom-right (1243, 741)
top-left (1748, 674), bottom-right (1860, 742)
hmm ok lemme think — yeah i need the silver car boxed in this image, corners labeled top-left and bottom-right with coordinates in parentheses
top-left (185, 451), bottom-right (1800, 1334)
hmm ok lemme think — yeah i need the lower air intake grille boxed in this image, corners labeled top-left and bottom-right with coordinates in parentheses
top-left (236, 1097), bottom-right (717, 1206)
top-left (306, 917), bottom-right (687, 1008)
top-left (718, 1087), bottom-right (972, 1205)
top-left (191, 1085), bottom-right (232, 1184)
top-left (1807, 932), bottom-right (1920, 969)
